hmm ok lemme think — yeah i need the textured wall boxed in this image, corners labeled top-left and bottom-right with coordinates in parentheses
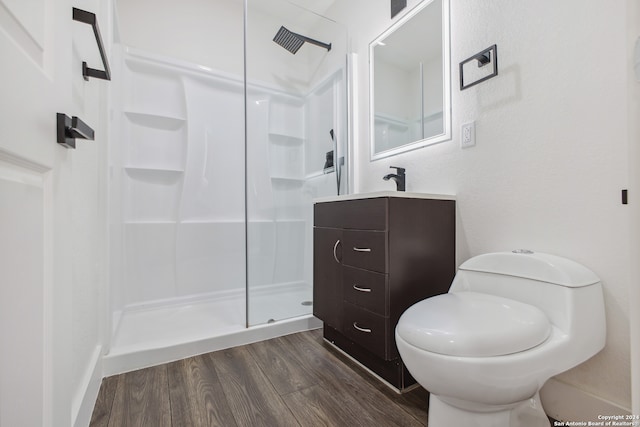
top-left (327, 0), bottom-right (634, 411)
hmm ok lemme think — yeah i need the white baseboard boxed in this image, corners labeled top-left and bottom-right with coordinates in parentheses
top-left (541, 378), bottom-right (631, 422)
top-left (72, 345), bottom-right (104, 427)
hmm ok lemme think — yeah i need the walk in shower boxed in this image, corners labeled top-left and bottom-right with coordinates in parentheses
top-left (105, 0), bottom-right (347, 373)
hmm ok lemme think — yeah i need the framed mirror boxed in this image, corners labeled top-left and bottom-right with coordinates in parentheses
top-left (370, 0), bottom-right (451, 160)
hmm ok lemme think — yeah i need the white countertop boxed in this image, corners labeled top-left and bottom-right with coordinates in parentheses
top-left (314, 191), bottom-right (456, 203)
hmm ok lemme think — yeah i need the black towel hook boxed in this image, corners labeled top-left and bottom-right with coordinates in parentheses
top-left (72, 8), bottom-right (111, 81)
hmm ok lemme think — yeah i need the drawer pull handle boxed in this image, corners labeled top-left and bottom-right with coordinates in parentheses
top-left (353, 322), bottom-right (372, 333)
top-left (333, 239), bottom-right (341, 263)
top-left (353, 285), bottom-right (372, 293)
top-left (353, 247), bottom-right (371, 252)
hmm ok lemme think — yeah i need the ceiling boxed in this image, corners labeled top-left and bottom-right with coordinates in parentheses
top-left (247, 0), bottom-right (339, 29)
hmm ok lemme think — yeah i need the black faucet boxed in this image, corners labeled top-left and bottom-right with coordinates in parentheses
top-left (383, 166), bottom-right (406, 191)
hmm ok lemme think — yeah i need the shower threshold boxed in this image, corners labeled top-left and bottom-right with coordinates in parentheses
top-left (103, 283), bottom-right (319, 376)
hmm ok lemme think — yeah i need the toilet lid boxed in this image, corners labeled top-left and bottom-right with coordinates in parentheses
top-left (396, 292), bottom-right (551, 357)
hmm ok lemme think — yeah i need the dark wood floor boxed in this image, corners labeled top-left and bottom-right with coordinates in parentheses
top-left (90, 328), bottom-right (429, 427)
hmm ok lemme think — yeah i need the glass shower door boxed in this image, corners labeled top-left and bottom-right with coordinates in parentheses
top-left (245, 0), bottom-right (348, 326)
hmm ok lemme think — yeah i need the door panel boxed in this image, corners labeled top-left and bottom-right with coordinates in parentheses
top-left (0, 157), bottom-right (48, 427)
top-left (0, 0), bottom-right (69, 425)
top-left (0, 0), bottom-right (47, 67)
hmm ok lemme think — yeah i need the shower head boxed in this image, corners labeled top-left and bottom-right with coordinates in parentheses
top-left (273, 26), bottom-right (331, 54)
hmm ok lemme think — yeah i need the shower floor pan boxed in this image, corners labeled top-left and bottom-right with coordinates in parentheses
top-left (103, 283), bottom-right (320, 376)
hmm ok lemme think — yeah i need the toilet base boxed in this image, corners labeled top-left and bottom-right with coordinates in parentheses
top-left (428, 392), bottom-right (551, 427)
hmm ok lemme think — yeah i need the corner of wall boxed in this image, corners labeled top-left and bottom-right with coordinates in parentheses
top-left (627, 0), bottom-right (640, 416)
top-left (541, 378), bottom-right (631, 422)
top-left (71, 345), bottom-right (103, 427)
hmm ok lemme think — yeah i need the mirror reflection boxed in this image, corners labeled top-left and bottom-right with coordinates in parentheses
top-left (370, 0), bottom-right (450, 159)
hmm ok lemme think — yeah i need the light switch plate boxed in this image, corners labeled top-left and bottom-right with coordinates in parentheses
top-left (461, 121), bottom-right (476, 148)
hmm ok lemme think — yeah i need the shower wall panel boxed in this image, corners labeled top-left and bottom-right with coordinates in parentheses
top-left (176, 222), bottom-right (245, 296)
top-left (180, 78), bottom-right (244, 222)
top-left (246, 92), bottom-right (308, 297)
top-left (115, 0), bottom-right (243, 76)
top-left (111, 0), bottom-right (348, 333)
top-left (111, 48), bottom-right (246, 325)
top-left (111, 46), bottom-right (321, 332)
top-left (123, 223), bottom-right (176, 304)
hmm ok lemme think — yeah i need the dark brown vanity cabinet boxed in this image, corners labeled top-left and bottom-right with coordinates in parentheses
top-left (313, 196), bottom-right (455, 390)
top-left (312, 227), bottom-right (343, 331)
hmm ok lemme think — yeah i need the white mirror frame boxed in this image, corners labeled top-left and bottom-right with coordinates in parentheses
top-left (369, 0), bottom-right (451, 161)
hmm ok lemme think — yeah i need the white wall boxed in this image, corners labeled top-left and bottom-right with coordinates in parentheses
top-left (328, 0), bottom-right (635, 414)
top-left (115, 0), bottom-right (345, 95)
top-left (115, 0), bottom-right (243, 76)
top-left (626, 0), bottom-right (640, 415)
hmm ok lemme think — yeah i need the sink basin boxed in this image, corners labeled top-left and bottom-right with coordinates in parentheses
top-left (314, 191), bottom-right (455, 203)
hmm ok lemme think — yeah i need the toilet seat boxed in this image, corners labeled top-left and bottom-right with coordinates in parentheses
top-left (396, 292), bottom-right (551, 357)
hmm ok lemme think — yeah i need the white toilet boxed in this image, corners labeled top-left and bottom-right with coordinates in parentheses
top-left (395, 250), bottom-right (606, 427)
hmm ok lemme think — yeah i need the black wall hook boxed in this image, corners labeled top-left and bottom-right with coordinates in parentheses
top-left (57, 113), bottom-right (95, 149)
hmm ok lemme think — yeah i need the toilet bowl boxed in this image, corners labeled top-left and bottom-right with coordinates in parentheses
top-left (395, 251), bottom-right (606, 427)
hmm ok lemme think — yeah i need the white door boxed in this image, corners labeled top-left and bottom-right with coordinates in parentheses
top-left (0, 0), bottom-right (107, 425)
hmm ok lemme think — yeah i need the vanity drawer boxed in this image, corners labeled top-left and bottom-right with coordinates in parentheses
top-left (343, 302), bottom-right (389, 360)
top-left (342, 230), bottom-right (387, 272)
top-left (314, 198), bottom-right (387, 230)
top-left (314, 202), bottom-right (344, 228)
top-left (340, 198), bottom-right (387, 230)
top-left (343, 266), bottom-right (388, 316)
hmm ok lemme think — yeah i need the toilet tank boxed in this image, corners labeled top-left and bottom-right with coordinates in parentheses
top-left (450, 251), bottom-right (605, 343)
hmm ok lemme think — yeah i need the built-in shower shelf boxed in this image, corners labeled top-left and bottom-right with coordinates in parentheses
top-left (270, 176), bottom-right (304, 184)
top-left (268, 132), bottom-right (304, 145)
top-left (125, 166), bottom-right (185, 173)
top-left (124, 56), bottom-right (185, 78)
top-left (305, 170), bottom-right (333, 180)
top-left (124, 167), bottom-right (184, 190)
top-left (124, 220), bottom-right (177, 225)
top-left (124, 111), bottom-right (186, 130)
top-left (179, 219), bottom-right (245, 224)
